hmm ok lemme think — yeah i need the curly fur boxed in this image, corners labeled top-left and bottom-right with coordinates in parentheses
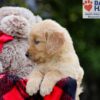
top-left (26, 20), bottom-right (84, 100)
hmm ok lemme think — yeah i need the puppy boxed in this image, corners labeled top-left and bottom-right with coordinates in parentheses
top-left (26, 19), bottom-right (84, 100)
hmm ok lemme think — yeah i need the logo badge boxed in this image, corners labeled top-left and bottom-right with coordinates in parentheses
top-left (83, 0), bottom-right (100, 18)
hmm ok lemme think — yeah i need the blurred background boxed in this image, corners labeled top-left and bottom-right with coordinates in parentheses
top-left (0, 0), bottom-right (100, 100)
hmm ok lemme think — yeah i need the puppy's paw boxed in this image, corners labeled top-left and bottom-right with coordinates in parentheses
top-left (40, 80), bottom-right (54, 96)
top-left (26, 79), bottom-right (40, 96)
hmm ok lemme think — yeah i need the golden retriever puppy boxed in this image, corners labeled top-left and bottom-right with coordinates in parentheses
top-left (26, 19), bottom-right (84, 100)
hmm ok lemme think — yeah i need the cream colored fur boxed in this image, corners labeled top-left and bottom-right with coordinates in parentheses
top-left (26, 19), bottom-right (84, 100)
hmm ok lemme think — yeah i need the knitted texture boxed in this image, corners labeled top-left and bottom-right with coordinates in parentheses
top-left (0, 7), bottom-right (42, 25)
top-left (0, 7), bottom-right (42, 77)
top-left (0, 38), bottom-right (35, 77)
top-left (0, 62), bottom-right (2, 72)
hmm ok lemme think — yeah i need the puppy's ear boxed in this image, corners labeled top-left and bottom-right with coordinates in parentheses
top-left (46, 32), bottom-right (65, 55)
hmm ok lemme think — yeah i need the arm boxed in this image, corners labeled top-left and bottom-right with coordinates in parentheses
top-left (0, 45), bottom-right (13, 71)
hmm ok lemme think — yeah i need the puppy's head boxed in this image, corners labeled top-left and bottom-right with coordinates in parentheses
top-left (26, 20), bottom-right (71, 64)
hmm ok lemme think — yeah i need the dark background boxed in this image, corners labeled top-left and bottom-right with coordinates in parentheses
top-left (0, 0), bottom-right (100, 100)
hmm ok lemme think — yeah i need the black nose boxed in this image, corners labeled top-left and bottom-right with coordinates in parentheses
top-left (26, 52), bottom-right (29, 57)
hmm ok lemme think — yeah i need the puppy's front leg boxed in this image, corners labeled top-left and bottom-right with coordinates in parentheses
top-left (26, 70), bottom-right (43, 96)
top-left (40, 70), bottom-right (64, 96)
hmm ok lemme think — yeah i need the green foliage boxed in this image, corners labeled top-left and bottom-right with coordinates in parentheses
top-left (0, 0), bottom-right (26, 7)
top-left (37, 0), bottom-right (100, 78)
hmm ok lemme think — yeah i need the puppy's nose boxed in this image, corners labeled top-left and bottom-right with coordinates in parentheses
top-left (26, 52), bottom-right (29, 57)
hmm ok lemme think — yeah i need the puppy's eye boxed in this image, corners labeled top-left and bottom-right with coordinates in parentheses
top-left (34, 39), bottom-right (40, 44)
